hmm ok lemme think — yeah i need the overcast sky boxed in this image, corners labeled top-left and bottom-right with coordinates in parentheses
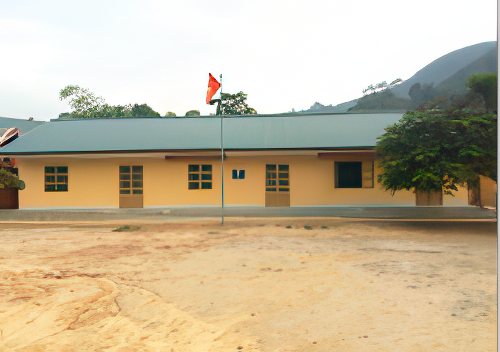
top-left (1, 0), bottom-right (497, 121)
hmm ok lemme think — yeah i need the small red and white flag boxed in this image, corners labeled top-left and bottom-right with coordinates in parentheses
top-left (206, 73), bottom-right (221, 104)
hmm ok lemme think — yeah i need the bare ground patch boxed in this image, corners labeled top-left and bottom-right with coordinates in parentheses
top-left (0, 219), bottom-right (496, 351)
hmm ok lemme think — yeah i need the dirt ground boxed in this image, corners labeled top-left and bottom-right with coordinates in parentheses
top-left (0, 218), bottom-right (497, 351)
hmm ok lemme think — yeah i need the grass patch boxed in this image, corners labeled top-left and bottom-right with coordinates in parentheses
top-left (112, 225), bottom-right (141, 232)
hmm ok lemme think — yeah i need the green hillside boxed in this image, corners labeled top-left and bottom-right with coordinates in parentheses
top-left (435, 48), bottom-right (497, 96)
top-left (299, 100), bottom-right (357, 114)
top-left (391, 41), bottom-right (497, 99)
top-left (348, 42), bottom-right (497, 112)
top-left (305, 41), bottom-right (497, 113)
top-left (347, 90), bottom-right (410, 112)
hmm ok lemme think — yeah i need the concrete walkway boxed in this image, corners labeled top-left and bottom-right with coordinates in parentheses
top-left (0, 206), bottom-right (496, 222)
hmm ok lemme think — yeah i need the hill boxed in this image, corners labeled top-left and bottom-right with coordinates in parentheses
top-left (299, 100), bottom-right (357, 114)
top-left (435, 47), bottom-right (498, 96)
top-left (391, 41), bottom-right (497, 99)
top-left (303, 41), bottom-right (497, 113)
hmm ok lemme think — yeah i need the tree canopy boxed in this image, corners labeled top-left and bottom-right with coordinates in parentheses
top-left (219, 92), bottom-right (257, 115)
top-left (376, 105), bottom-right (497, 196)
top-left (0, 169), bottom-right (25, 190)
top-left (185, 110), bottom-right (200, 117)
top-left (130, 104), bottom-right (160, 118)
top-left (362, 79), bottom-right (403, 95)
top-left (466, 73), bottom-right (497, 111)
top-left (408, 83), bottom-right (438, 107)
top-left (59, 85), bottom-right (104, 118)
top-left (59, 85), bottom-right (161, 119)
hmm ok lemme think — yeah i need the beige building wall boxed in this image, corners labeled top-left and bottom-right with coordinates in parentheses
top-left (15, 152), bottom-right (469, 209)
top-left (145, 158), bottom-right (223, 206)
top-left (17, 157), bottom-right (120, 208)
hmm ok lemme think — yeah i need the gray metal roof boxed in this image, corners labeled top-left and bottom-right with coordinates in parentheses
top-left (0, 113), bottom-right (403, 155)
top-left (0, 117), bottom-right (44, 135)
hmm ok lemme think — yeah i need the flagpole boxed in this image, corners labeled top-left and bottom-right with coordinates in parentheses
top-left (219, 74), bottom-right (224, 225)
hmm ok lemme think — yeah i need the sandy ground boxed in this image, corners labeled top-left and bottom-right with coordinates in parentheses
top-left (0, 218), bottom-right (496, 351)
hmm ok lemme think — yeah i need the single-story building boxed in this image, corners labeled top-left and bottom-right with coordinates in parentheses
top-left (0, 112), bottom-right (478, 209)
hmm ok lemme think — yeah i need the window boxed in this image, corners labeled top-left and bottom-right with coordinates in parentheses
top-left (232, 169), bottom-right (245, 179)
top-left (335, 162), bottom-right (362, 188)
top-left (119, 166), bottom-right (143, 195)
top-left (45, 166), bottom-right (68, 192)
top-left (188, 164), bottom-right (212, 189)
top-left (335, 161), bottom-right (374, 188)
top-left (266, 164), bottom-right (277, 192)
top-left (266, 164), bottom-right (289, 192)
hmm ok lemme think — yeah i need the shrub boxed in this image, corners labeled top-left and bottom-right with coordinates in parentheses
top-left (0, 169), bottom-right (25, 190)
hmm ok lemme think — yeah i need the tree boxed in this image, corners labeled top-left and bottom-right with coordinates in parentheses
top-left (415, 92), bottom-right (484, 112)
top-left (59, 85), bottom-right (105, 118)
top-left (219, 92), bottom-right (257, 115)
top-left (185, 110), bottom-right (200, 116)
top-left (362, 84), bottom-right (376, 95)
top-left (58, 112), bottom-right (74, 119)
top-left (164, 111), bottom-right (177, 117)
top-left (466, 73), bottom-right (497, 111)
top-left (99, 104), bottom-right (133, 118)
top-left (418, 83), bottom-right (437, 103)
top-left (389, 78), bottom-right (403, 87)
top-left (59, 85), bottom-right (161, 118)
top-left (408, 83), bottom-right (438, 107)
top-left (131, 104), bottom-right (160, 118)
top-left (0, 169), bottom-right (25, 190)
top-left (408, 83), bottom-right (422, 101)
top-left (362, 79), bottom-right (402, 96)
top-left (375, 81), bottom-right (388, 92)
top-left (376, 107), bottom-right (497, 196)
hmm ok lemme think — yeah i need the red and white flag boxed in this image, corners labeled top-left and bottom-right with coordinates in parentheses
top-left (206, 73), bottom-right (221, 104)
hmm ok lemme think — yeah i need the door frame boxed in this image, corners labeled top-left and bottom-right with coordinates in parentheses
top-left (119, 165), bottom-right (144, 208)
top-left (265, 164), bottom-right (290, 207)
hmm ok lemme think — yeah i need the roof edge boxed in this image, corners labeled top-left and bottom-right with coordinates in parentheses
top-left (49, 111), bottom-right (405, 121)
top-left (0, 146), bottom-right (376, 156)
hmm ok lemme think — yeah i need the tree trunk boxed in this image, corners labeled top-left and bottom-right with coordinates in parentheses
top-left (467, 177), bottom-right (481, 207)
top-left (415, 189), bottom-right (443, 206)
